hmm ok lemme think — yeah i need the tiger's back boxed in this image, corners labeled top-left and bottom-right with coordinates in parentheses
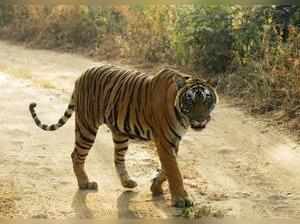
top-left (74, 65), bottom-right (153, 140)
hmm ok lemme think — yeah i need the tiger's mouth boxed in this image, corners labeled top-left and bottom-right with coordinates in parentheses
top-left (190, 116), bottom-right (211, 130)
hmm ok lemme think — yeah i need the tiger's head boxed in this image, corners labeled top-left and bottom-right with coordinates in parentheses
top-left (174, 74), bottom-right (218, 130)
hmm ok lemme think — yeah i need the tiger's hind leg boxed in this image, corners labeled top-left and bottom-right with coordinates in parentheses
top-left (112, 131), bottom-right (137, 188)
top-left (71, 117), bottom-right (99, 190)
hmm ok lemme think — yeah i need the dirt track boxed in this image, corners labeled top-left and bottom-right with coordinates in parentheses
top-left (0, 41), bottom-right (300, 219)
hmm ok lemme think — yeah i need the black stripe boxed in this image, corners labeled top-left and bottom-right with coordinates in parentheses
top-left (113, 122), bottom-right (122, 134)
top-left (134, 126), bottom-right (142, 139)
top-left (76, 141), bottom-right (91, 150)
top-left (77, 127), bottom-right (95, 144)
top-left (113, 139), bottom-right (128, 144)
top-left (103, 71), bottom-right (127, 110)
top-left (116, 147), bottom-right (128, 152)
top-left (112, 74), bottom-right (134, 131)
top-left (113, 104), bottom-right (119, 127)
top-left (82, 122), bottom-right (97, 137)
top-left (41, 124), bottom-right (47, 130)
top-left (77, 152), bottom-right (88, 157)
top-left (76, 157), bottom-right (85, 162)
top-left (127, 75), bottom-right (145, 137)
top-left (170, 127), bottom-right (181, 140)
top-left (49, 125), bottom-right (56, 131)
top-left (115, 159), bottom-right (125, 163)
top-left (92, 67), bottom-right (103, 102)
top-left (124, 111), bottom-right (131, 133)
top-left (106, 74), bottom-right (127, 125)
top-left (109, 72), bottom-right (130, 125)
top-left (122, 76), bottom-right (139, 134)
top-left (35, 119), bottom-right (41, 126)
top-left (101, 70), bottom-right (115, 90)
top-left (68, 105), bottom-right (75, 110)
top-left (74, 148), bottom-right (88, 158)
top-left (98, 65), bottom-right (114, 76)
top-left (64, 111), bottom-right (72, 118)
top-left (100, 70), bottom-right (118, 113)
top-left (58, 118), bottom-right (65, 125)
top-left (134, 135), bottom-right (149, 141)
top-left (167, 121), bottom-right (182, 140)
top-left (110, 71), bottom-right (133, 126)
top-left (147, 130), bottom-right (151, 139)
top-left (159, 127), bottom-right (177, 149)
top-left (175, 108), bottom-right (186, 128)
top-left (135, 76), bottom-right (147, 109)
top-left (166, 138), bottom-right (177, 148)
top-left (135, 108), bottom-right (144, 136)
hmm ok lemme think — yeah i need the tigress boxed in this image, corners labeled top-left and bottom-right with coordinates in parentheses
top-left (29, 65), bottom-right (218, 208)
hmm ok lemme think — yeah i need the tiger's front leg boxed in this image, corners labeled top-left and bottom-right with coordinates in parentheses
top-left (154, 138), bottom-right (193, 208)
top-left (112, 131), bottom-right (137, 188)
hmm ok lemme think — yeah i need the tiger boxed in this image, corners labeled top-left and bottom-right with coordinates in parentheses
top-left (29, 65), bottom-right (218, 208)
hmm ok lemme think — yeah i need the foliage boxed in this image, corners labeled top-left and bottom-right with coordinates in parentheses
top-left (189, 6), bottom-right (234, 73)
top-left (0, 5), bottom-right (47, 41)
top-left (0, 1), bottom-right (13, 27)
top-left (232, 6), bottom-right (274, 66)
top-left (35, 6), bottom-right (98, 48)
top-left (124, 5), bottom-right (176, 63)
top-left (172, 6), bottom-right (235, 74)
top-left (0, 5), bottom-right (126, 50)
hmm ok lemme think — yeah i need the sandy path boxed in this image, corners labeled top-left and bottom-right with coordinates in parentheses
top-left (0, 41), bottom-right (300, 219)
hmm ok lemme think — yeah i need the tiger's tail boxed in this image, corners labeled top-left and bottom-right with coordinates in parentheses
top-left (29, 96), bottom-right (75, 131)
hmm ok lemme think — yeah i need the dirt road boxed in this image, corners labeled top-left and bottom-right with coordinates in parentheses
top-left (0, 41), bottom-right (300, 219)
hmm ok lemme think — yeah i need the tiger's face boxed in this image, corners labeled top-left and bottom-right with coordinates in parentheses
top-left (174, 76), bottom-right (218, 130)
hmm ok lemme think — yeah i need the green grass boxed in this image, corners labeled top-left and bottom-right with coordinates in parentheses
top-left (179, 205), bottom-right (224, 219)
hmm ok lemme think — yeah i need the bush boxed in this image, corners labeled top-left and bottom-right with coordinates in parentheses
top-left (232, 6), bottom-right (274, 66)
top-left (0, 1), bottom-right (13, 27)
top-left (124, 5), bottom-right (175, 63)
top-left (0, 5), bottom-right (48, 42)
top-left (32, 6), bottom-right (97, 49)
top-left (187, 6), bottom-right (235, 73)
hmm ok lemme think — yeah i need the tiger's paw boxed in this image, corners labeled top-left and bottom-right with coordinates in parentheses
top-left (172, 195), bottom-right (193, 208)
top-left (150, 181), bottom-right (164, 196)
top-left (79, 181), bottom-right (98, 191)
top-left (122, 179), bottom-right (137, 189)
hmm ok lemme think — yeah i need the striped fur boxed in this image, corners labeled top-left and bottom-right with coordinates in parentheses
top-left (29, 64), bottom-right (217, 207)
top-left (29, 99), bottom-right (75, 131)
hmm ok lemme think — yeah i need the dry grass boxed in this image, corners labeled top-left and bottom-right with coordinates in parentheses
top-left (0, 180), bottom-right (16, 218)
top-left (36, 80), bottom-right (56, 89)
top-left (0, 65), bottom-right (57, 90)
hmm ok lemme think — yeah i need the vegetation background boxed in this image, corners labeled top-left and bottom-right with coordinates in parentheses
top-left (0, 4), bottom-right (300, 134)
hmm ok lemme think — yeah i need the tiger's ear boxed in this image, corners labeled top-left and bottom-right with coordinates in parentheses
top-left (173, 75), bottom-right (189, 90)
top-left (206, 78), bottom-right (219, 88)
